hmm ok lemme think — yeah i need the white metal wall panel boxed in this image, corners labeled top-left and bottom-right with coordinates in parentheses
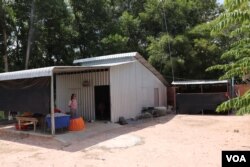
top-left (110, 61), bottom-right (167, 122)
top-left (136, 61), bottom-right (167, 108)
top-left (110, 63), bottom-right (138, 122)
top-left (56, 70), bottom-right (109, 121)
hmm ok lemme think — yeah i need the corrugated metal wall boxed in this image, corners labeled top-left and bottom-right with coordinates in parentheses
top-left (110, 63), bottom-right (138, 122)
top-left (110, 62), bottom-right (167, 122)
top-left (55, 70), bottom-right (109, 121)
top-left (136, 61), bottom-right (167, 108)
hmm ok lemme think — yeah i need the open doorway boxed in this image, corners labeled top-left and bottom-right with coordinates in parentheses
top-left (94, 85), bottom-right (111, 121)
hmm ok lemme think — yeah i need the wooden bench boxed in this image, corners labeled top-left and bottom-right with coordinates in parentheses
top-left (16, 116), bottom-right (38, 132)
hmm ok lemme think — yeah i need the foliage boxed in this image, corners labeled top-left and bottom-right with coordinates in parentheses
top-left (207, 0), bottom-right (250, 114)
top-left (145, 0), bottom-right (224, 81)
top-left (0, 0), bottom-right (16, 72)
top-left (0, 0), bottom-right (225, 85)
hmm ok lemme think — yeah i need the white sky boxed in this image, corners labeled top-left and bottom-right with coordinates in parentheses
top-left (217, 0), bottom-right (224, 4)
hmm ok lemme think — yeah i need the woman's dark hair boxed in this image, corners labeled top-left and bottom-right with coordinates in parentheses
top-left (71, 94), bottom-right (76, 100)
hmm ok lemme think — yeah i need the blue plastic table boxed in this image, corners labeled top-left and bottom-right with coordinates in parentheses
top-left (46, 115), bottom-right (70, 129)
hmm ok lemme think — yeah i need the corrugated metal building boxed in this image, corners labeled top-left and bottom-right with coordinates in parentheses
top-left (58, 52), bottom-right (168, 122)
top-left (0, 52), bottom-right (167, 134)
top-left (171, 80), bottom-right (229, 114)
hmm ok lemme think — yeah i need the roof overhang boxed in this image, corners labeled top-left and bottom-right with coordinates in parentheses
top-left (73, 52), bottom-right (137, 64)
top-left (172, 80), bottom-right (229, 85)
top-left (81, 61), bottom-right (136, 67)
top-left (0, 66), bottom-right (109, 81)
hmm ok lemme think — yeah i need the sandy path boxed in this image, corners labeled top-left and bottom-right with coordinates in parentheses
top-left (0, 115), bottom-right (249, 167)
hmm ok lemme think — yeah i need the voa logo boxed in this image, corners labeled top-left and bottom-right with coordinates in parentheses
top-left (226, 155), bottom-right (246, 163)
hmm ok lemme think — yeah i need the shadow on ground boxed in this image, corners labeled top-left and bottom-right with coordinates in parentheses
top-left (0, 114), bottom-right (176, 152)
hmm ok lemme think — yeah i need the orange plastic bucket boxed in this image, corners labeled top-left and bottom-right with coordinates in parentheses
top-left (69, 117), bottom-right (85, 131)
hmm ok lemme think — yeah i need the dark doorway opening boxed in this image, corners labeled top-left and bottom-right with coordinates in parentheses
top-left (95, 85), bottom-right (111, 121)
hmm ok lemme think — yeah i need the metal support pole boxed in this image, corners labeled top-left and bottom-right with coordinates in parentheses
top-left (50, 74), bottom-right (55, 135)
top-left (201, 85), bottom-right (203, 115)
top-left (231, 77), bottom-right (235, 97)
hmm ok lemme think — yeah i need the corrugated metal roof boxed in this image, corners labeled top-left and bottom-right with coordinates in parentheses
top-left (172, 80), bottom-right (229, 85)
top-left (0, 67), bottom-right (54, 81)
top-left (73, 52), bottom-right (137, 64)
top-left (83, 61), bottom-right (136, 67)
top-left (0, 52), bottom-right (168, 86)
top-left (0, 66), bottom-right (108, 81)
top-left (73, 52), bottom-right (168, 86)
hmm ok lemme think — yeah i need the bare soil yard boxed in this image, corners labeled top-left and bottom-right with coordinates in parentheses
top-left (0, 115), bottom-right (250, 167)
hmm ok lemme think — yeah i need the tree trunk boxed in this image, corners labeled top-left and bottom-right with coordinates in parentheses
top-left (1, 0), bottom-right (8, 72)
top-left (3, 26), bottom-right (8, 72)
top-left (25, 0), bottom-right (35, 69)
top-left (15, 29), bottom-right (20, 63)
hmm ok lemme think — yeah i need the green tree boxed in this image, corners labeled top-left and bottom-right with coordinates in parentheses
top-left (101, 11), bottom-right (142, 54)
top-left (145, 0), bottom-right (223, 81)
top-left (70, 0), bottom-right (110, 58)
top-left (0, 0), bottom-right (16, 72)
top-left (86, 0), bottom-right (147, 56)
top-left (32, 0), bottom-right (76, 67)
top-left (10, 0), bottom-right (34, 71)
top-left (207, 0), bottom-right (250, 114)
top-left (0, 0), bottom-right (227, 80)
top-left (0, 0), bottom-right (76, 71)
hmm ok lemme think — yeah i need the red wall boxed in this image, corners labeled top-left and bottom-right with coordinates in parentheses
top-left (234, 84), bottom-right (250, 96)
top-left (167, 87), bottom-right (176, 108)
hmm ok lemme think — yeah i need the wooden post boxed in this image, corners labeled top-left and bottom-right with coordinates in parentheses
top-left (51, 74), bottom-right (55, 135)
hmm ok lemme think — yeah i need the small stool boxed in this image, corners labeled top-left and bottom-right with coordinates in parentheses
top-left (69, 117), bottom-right (85, 131)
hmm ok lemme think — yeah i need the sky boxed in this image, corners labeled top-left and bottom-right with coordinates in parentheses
top-left (217, 0), bottom-right (224, 4)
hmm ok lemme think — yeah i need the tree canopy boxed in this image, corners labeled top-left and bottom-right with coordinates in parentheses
top-left (0, 0), bottom-right (225, 82)
top-left (207, 0), bottom-right (250, 115)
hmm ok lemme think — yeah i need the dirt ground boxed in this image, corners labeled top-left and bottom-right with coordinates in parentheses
top-left (0, 115), bottom-right (250, 167)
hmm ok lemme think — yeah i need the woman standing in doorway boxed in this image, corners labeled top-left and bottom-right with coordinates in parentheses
top-left (68, 93), bottom-right (78, 118)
